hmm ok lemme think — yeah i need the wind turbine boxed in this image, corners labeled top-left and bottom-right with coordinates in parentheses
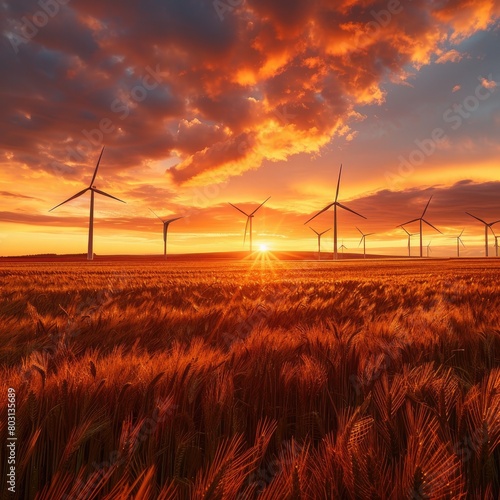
top-left (400, 226), bottom-right (417, 257)
top-left (309, 227), bottom-right (330, 260)
top-left (149, 209), bottom-right (183, 259)
top-left (452, 229), bottom-right (465, 257)
top-left (465, 212), bottom-right (500, 257)
top-left (229, 197), bottom-right (270, 252)
top-left (304, 164), bottom-right (366, 260)
top-left (49, 147), bottom-right (125, 261)
top-left (399, 196), bottom-right (441, 258)
top-left (426, 241), bottom-right (432, 258)
top-left (492, 228), bottom-right (500, 257)
top-left (339, 241), bottom-right (347, 258)
top-left (356, 226), bottom-right (374, 259)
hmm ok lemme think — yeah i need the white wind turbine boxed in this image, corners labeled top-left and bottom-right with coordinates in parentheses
top-left (452, 229), bottom-right (465, 257)
top-left (399, 196), bottom-right (441, 258)
top-left (309, 227), bottom-right (330, 260)
top-left (304, 164), bottom-right (366, 260)
top-left (149, 209), bottom-right (183, 259)
top-left (49, 147), bottom-right (125, 260)
top-left (465, 212), bottom-right (500, 257)
top-left (229, 197), bottom-right (270, 252)
top-left (356, 226), bottom-right (374, 259)
top-left (400, 226), bottom-right (418, 257)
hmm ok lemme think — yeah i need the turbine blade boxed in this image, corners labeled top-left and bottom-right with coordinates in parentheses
top-left (229, 202), bottom-right (250, 217)
top-left (309, 227), bottom-right (320, 236)
top-left (250, 196), bottom-right (271, 216)
top-left (93, 188), bottom-right (126, 203)
top-left (335, 164), bottom-right (343, 202)
top-left (358, 236), bottom-right (363, 247)
top-left (304, 202), bottom-right (335, 225)
top-left (466, 212), bottom-right (487, 225)
top-left (165, 216), bottom-right (183, 224)
top-left (459, 238), bottom-right (466, 248)
top-left (336, 202), bottom-right (367, 219)
top-left (149, 208), bottom-right (164, 221)
top-left (400, 218), bottom-right (420, 225)
top-left (459, 229), bottom-right (464, 238)
top-left (49, 188), bottom-right (89, 211)
top-left (489, 219), bottom-right (500, 227)
top-left (422, 219), bottom-right (442, 234)
top-left (89, 146), bottom-right (105, 187)
top-left (421, 195), bottom-right (433, 217)
top-left (319, 228), bottom-right (331, 236)
top-left (355, 226), bottom-right (364, 236)
top-left (400, 226), bottom-right (410, 235)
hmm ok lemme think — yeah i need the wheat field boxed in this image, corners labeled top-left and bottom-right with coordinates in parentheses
top-left (1, 259), bottom-right (499, 499)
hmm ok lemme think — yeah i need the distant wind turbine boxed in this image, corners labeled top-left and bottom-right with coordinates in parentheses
top-left (426, 241), bottom-right (432, 258)
top-left (49, 147), bottom-right (125, 261)
top-left (309, 227), bottom-right (330, 260)
top-left (229, 197), bottom-right (270, 252)
top-left (339, 241), bottom-right (347, 258)
top-left (492, 228), bottom-right (500, 257)
top-left (400, 226), bottom-right (418, 257)
top-left (149, 209), bottom-right (183, 259)
top-left (399, 196), bottom-right (441, 258)
top-left (304, 164), bottom-right (366, 260)
top-left (465, 212), bottom-right (500, 257)
top-left (356, 226), bottom-right (374, 259)
top-left (453, 229), bottom-right (465, 257)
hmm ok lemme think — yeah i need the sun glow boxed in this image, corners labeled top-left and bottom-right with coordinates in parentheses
top-left (259, 244), bottom-right (269, 252)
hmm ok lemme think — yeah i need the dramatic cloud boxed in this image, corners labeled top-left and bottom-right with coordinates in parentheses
top-left (1, 0), bottom-right (499, 187)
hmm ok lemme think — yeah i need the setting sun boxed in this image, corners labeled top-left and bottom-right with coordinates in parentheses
top-left (259, 244), bottom-right (269, 252)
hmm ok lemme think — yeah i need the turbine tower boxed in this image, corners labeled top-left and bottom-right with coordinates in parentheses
top-left (400, 226), bottom-right (417, 257)
top-left (399, 196), bottom-right (441, 258)
top-left (49, 147), bottom-right (125, 260)
top-left (356, 226), bottom-right (374, 259)
top-left (465, 212), bottom-right (500, 257)
top-left (229, 197), bottom-right (270, 252)
top-left (309, 227), bottom-right (330, 260)
top-left (149, 209), bottom-right (183, 259)
top-left (453, 229), bottom-right (465, 257)
top-left (304, 164), bottom-right (366, 260)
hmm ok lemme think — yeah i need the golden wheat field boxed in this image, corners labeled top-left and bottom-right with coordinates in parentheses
top-left (1, 258), bottom-right (499, 499)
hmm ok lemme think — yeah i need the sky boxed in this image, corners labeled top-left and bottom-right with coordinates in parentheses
top-left (1, 0), bottom-right (499, 257)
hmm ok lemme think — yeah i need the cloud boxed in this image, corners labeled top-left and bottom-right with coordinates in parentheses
top-left (436, 49), bottom-right (464, 64)
top-left (480, 76), bottom-right (497, 90)
top-left (0, 191), bottom-right (40, 200)
top-left (0, 0), bottom-right (499, 190)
